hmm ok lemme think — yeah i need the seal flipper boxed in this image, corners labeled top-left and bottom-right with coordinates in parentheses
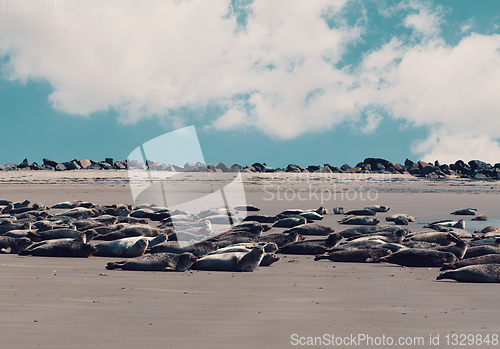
top-left (162, 267), bottom-right (176, 271)
top-left (106, 261), bottom-right (126, 270)
top-left (18, 249), bottom-right (32, 256)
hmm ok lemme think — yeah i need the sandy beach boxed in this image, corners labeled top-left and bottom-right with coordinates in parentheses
top-left (1, 171), bottom-right (500, 348)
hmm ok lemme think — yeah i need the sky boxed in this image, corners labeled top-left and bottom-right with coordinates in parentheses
top-left (0, 0), bottom-right (499, 168)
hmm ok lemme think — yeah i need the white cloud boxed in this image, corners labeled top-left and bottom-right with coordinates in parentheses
top-left (460, 21), bottom-right (473, 33)
top-left (403, 7), bottom-right (442, 38)
top-left (370, 33), bottom-right (500, 161)
top-left (1, 0), bottom-right (500, 162)
top-left (413, 129), bottom-right (500, 164)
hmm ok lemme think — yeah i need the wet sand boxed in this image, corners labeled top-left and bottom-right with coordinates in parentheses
top-left (1, 171), bottom-right (499, 348)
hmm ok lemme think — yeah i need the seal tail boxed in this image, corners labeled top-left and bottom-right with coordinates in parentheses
top-left (436, 271), bottom-right (453, 280)
top-left (314, 254), bottom-right (328, 261)
top-left (18, 249), bottom-right (32, 256)
top-left (106, 261), bottom-right (125, 270)
top-left (440, 263), bottom-right (456, 271)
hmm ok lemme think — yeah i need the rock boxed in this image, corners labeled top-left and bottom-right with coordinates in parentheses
top-left (215, 162), bottom-right (231, 172)
top-left (252, 163), bottom-right (266, 172)
top-left (126, 159), bottom-right (139, 169)
top-left (105, 158), bottom-right (115, 167)
top-left (324, 164), bottom-right (342, 173)
top-left (62, 161), bottom-right (80, 170)
top-left (54, 163), bottom-right (67, 171)
top-left (78, 159), bottom-right (91, 169)
top-left (472, 173), bottom-right (487, 180)
top-left (29, 162), bottom-right (45, 171)
top-left (417, 160), bottom-right (432, 170)
top-left (43, 158), bottom-right (59, 168)
top-left (340, 164), bottom-right (351, 171)
top-left (286, 164), bottom-right (301, 173)
top-left (404, 159), bottom-right (414, 169)
top-left (230, 164), bottom-right (242, 172)
top-left (114, 161), bottom-right (127, 170)
top-left (99, 162), bottom-right (113, 170)
top-left (420, 165), bottom-right (437, 175)
top-left (408, 164), bottom-right (420, 175)
top-left (454, 160), bottom-right (471, 174)
top-left (393, 163), bottom-right (403, 173)
top-left (307, 165), bottom-right (321, 172)
top-left (18, 158), bottom-right (29, 169)
top-left (345, 167), bottom-right (362, 173)
top-left (363, 158), bottom-right (391, 171)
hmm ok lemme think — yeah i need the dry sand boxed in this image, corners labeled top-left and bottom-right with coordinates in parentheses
top-left (1, 171), bottom-right (500, 348)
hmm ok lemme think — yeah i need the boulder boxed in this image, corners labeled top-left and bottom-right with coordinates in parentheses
top-left (43, 158), bottom-right (59, 168)
top-left (18, 158), bottom-right (29, 169)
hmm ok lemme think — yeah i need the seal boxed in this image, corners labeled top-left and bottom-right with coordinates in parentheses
top-left (259, 232), bottom-right (302, 248)
top-left (298, 211), bottom-right (323, 221)
top-left (0, 221), bottom-right (31, 235)
top-left (19, 240), bottom-right (96, 257)
top-left (314, 248), bottom-right (391, 263)
top-left (440, 254), bottom-right (500, 271)
top-left (273, 217), bottom-right (307, 228)
top-left (278, 233), bottom-right (341, 255)
top-left (242, 215), bottom-right (278, 224)
top-left (345, 229), bottom-right (406, 244)
top-left (379, 248), bottom-right (457, 267)
top-left (406, 232), bottom-right (458, 246)
top-left (338, 216), bottom-right (380, 226)
top-left (93, 225), bottom-right (166, 241)
top-left (463, 246), bottom-right (500, 259)
top-left (54, 207), bottom-right (99, 219)
top-left (260, 253), bottom-right (280, 266)
top-left (471, 214), bottom-right (488, 221)
top-left (450, 208), bottom-right (477, 215)
top-left (232, 222), bottom-right (266, 236)
top-left (2, 229), bottom-right (40, 241)
top-left (209, 242), bottom-right (278, 255)
top-left (280, 208), bottom-right (325, 216)
top-left (0, 236), bottom-right (33, 254)
top-left (363, 205), bottom-right (390, 212)
top-left (148, 241), bottom-right (218, 257)
top-left (344, 209), bottom-right (376, 216)
top-left (437, 264), bottom-right (500, 283)
top-left (385, 214), bottom-right (416, 222)
top-left (332, 207), bottom-right (344, 214)
top-left (190, 246), bottom-right (264, 272)
top-left (284, 223), bottom-right (334, 236)
top-left (424, 219), bottom-right (465, 230)
top-left (435, 238), bottom-right (469, 259)
top-left (469, 238), bottom-right (500, 247)
top-left (106, 252), bottom-right (198, 272)
top-left (38, 228), bottom-right (98, 242)
top-left (93, 238), bottom-right (149, 258)
top-left (210, 231), bottom-right (263, 248)
top-left (234, 205), bottom-right (260, 212)
top-left (338, 239), bottom-right (387, 250)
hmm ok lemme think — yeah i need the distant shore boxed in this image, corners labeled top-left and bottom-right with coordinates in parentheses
top-left (2, 157), bottom-right (500, 180)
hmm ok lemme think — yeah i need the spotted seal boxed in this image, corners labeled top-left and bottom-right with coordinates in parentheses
top-left (437, 264), bottom-right (500, 283)
top-left (106, 252), bottom-right (198, 271)
top-left (190, 246), bottom-right (264, 272)
top-left (379, 248), bottom-right (457, 267)
top-left (94, 238), bottom-right (149, 257)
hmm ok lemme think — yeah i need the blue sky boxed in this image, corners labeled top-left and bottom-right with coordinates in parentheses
top-left (0, 0), bottom-right (499, 168)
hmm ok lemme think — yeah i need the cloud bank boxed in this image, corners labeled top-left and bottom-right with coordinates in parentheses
top-left (1, 0), bottom-right (499, 163)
